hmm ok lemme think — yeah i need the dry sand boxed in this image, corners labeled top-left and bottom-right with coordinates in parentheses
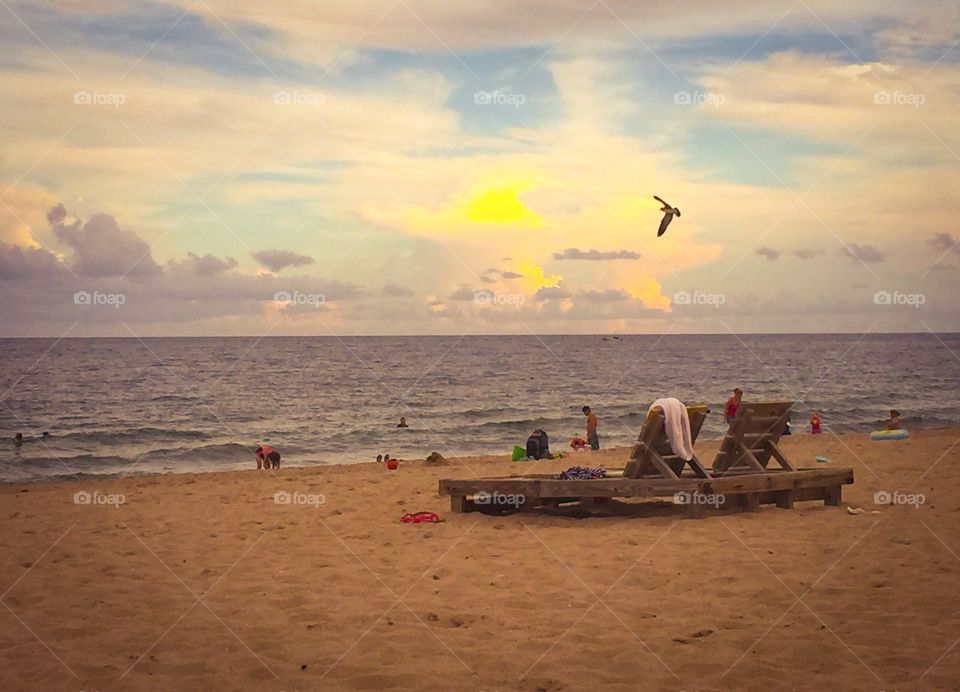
top-left (1, 429), bottom-right (959, 691)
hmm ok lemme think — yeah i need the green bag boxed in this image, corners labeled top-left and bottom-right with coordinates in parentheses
top-left (511, 445), bottom-right (527, 461)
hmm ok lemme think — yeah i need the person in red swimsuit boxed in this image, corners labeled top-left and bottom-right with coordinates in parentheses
top-left (254, 445), bottom-right (274, 470)
top-left (724, 388), bottom-right (743, 425)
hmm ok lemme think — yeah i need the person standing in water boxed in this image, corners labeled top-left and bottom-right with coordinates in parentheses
top-left (397, 417), bottom-right (409, 428)
top-left (582, 406), bottom-right (599, 450)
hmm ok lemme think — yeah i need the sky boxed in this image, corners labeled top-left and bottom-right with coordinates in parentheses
top-left (0, 0), bottom-right (958, 336)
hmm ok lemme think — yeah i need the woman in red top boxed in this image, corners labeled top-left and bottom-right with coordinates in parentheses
top-left (724, 388), bottom-right (743, 425)
top-left (254, 445), bottom-right (274, 470)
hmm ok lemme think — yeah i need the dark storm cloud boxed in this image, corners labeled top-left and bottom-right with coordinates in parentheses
top-left (252, 249), bottom-right (315, 272)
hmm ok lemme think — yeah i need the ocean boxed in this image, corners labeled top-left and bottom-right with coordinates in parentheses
top-left (1, 333), bottom-right (958, 482)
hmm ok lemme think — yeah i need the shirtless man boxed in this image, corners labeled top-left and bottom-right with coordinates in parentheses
top-left (582, 406), bottom-right (599, 450)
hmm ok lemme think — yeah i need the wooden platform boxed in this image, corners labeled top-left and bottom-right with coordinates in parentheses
top-left (438, 467), bottom-right (854, 518)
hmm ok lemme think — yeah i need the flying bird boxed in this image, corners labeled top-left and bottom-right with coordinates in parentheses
top-left (654, 195), bottom-right (681, 236)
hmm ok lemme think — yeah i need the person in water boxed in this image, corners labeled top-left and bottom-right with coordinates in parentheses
top-left (14, 433), bottom-right (23, 447)
top-left (582, 406), bottom-right (600, 450)
top-left (885, 409), bottom-right (903, 430)
top-left (254, 445), bottom-right (276, 470)
top-left (724, 388), bottom-right (743, 425)
top-left (397, 417), bottom-right (409, 428)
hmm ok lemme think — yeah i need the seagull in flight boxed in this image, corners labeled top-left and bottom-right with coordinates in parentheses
top-left (654, 195), bottom-right (681, 237)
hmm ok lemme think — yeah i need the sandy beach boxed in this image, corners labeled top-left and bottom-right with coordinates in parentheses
top-left (1, 428), bottom-right (958, 691)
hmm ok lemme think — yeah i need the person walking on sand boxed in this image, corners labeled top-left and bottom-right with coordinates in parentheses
top-left (582, 406), bottom-right (600, 450)
top-left (724, 388), bottom-right (743, 425)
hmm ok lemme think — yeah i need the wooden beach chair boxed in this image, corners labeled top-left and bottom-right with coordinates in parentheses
top-left (711, 401), bottom-right (796, 475)
top-left (621, 404), bottom-right (712, 480)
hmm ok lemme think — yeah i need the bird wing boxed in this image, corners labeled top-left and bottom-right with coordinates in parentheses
top-left (674, 208), bottom-right (680, 217)
top-left (653, 195), bottom-right (669, 206)
top-left (657, 212), bottom-right (673, 236)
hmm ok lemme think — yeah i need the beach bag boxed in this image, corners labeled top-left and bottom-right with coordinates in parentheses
top-left (526, 430), bottom-right (550, 460)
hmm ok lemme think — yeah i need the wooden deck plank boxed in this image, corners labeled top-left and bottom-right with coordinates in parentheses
top-left (439, 467), bottom-right (853, 501)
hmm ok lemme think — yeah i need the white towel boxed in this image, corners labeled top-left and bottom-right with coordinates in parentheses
top-left (649, 397), bottom-right (694, 461)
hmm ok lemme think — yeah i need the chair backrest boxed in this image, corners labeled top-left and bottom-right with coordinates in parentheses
top-left (712, 401), bottom-right (793, 473)
top-left (624, 404), bottom-right (709, 478)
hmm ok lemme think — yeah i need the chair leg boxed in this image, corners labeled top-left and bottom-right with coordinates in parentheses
top-left (737, 444), bottom-right (767, 472)
top-left (687, 454), bottom-right (712, 479)
top-left (774, 489), bottom-right (794, 509)
top-left (768, 443), bottom-right (795, 471)
top-left (647, 448), bottom-right (680, 480)
top-left (824, 485), bottom-right (842, 506)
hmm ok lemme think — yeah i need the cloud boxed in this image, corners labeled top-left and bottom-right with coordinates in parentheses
top-left (171, 252), bottom-right (238, 276)
top-left (553, 248), bottom-right (641, 261)
top-left (0, 243), bottom-right (64, 279)
top-left (793, 248), bottom-right (824, 260)
top-left (252, 249), bottom-right (315, 272)
top-left (448, 286), bottom-right (478, 301)
top-left (382, 282), bottom-right (414, 297)
top-left (842, 243), bottom-right (885, 263)
top-left (756, 246), bottom-right (779, 261)
top-left (929, 264), bottom-right (957, 272)
top-left (48, 204), bottom-right (161, 277)
top-left (927, 232), bottom-right (959, 254)
top-left (534, 284), bottom-right (570, 301)
top-left (481, 268), bottom-right (524, 282)
top-left (578, 289), bottom-right (630, 303)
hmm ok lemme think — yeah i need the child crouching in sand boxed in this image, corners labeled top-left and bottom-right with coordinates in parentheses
top-left (254, 445), bottom-right (281, 469)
